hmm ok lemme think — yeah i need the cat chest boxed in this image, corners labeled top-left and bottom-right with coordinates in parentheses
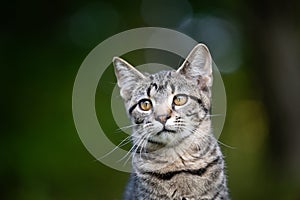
top-left (140, 172), bottom-right (209, 199)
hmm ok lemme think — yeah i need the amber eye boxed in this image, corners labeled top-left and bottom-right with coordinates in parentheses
top-left (139, 99), bottom-right (152, 111)
top-left (173, 94), bottom-right (188, 106)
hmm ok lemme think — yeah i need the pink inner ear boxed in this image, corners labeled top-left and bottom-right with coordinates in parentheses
top-left (197, 76), bottom-right (210, 91)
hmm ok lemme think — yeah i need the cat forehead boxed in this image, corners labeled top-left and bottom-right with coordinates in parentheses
top-left (148, 70), bottom-right (174, 81)
top-left (136, 71), bottom-right (172, 98)
top-left (150, 70), bottom-right (195, 85)
top-left (134, 70), bottom-right (196, 97)
top-left (147, 70), bottom-right (187, 84)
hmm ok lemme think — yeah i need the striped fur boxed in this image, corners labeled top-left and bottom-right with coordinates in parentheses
top-left (113, 44), bottom-right (229, 200)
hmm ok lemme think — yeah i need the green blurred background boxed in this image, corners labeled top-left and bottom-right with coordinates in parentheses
top-left (2, 0), bottom-right (300, 199)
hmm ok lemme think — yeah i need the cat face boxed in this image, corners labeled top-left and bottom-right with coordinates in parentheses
top-left (113, 44), bottom-right (213, 150)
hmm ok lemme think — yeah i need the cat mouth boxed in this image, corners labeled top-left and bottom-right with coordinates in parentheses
top-left (147, 138), bottom-right (164, 145)
top-left (156, 128), bottom-right (176, 135)
top-left (147, 128), bottom-right (177, 145)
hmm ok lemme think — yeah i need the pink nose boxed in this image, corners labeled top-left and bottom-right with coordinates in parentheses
top-left (155, 114), bottom-right (171, 124)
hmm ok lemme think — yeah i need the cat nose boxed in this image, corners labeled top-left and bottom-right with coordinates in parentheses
top-left (155, 114), bottom-right (171, 124)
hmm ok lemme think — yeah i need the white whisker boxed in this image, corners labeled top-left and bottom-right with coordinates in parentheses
top-left (207, 114), bottom-right (224, 117)
top-left (217, 140), bottom-right (236, 149)
top-left (114, 124), bottom-right (139, 133)
top-left (117, 129), bottom-right (143, 163)
top-left (96, 135), bottom-right (132, 161)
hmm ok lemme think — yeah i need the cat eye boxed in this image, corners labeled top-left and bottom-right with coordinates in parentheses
top-left (139, 99), bottom-right (152, 111)
top-left (173, 94), bottom-right (188, 106)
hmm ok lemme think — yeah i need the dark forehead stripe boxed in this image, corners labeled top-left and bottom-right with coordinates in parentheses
top-left (146, 87), bottom-right (151, 97)
top-left (147, 83), bottom-right (158, 97)
top-left (158, 84), bottom-right (164, 91)
top-left (189, 95), bottom-right (209, 114)
top-left (170, 84), bottom-right (175, 94)
top-left (164, 81), bottom-right (168, 88)
top-left (189, 95), bottom-right (202, 104)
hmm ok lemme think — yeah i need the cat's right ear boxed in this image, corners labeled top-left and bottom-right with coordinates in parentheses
top-left (177, 44), bottom-right (213, 89)
top-left (113, 57), bottom-right (145, 100)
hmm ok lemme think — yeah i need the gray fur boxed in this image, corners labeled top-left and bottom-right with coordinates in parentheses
top-left (113, 44), bottom-right (229, 200)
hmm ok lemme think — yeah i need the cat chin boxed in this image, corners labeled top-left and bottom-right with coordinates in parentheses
top-left (147, 130), bottom-right (191, 149)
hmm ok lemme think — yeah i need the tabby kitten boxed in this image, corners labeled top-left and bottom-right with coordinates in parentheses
top-left (113, 44), bottom-right (229, 200)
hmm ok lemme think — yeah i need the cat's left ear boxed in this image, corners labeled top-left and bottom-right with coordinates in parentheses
top-left (113, 57), bottom-right (146, 100)
top-left (177, 44), bottom-right (213, 89)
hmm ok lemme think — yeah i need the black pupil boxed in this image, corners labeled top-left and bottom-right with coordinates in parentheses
top-left (140, 100), bottom-right (151, 110)
top-left (175, 95), bottom-right (186, 104)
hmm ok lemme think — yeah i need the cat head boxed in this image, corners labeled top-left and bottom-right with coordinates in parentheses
top-left (113, 44), bottom-right (213, 149)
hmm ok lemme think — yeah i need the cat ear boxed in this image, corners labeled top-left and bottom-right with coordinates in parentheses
top-left (113, 57), bottom-right (146, 100)
top-left (177, 44), bottom-right (213, 89)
